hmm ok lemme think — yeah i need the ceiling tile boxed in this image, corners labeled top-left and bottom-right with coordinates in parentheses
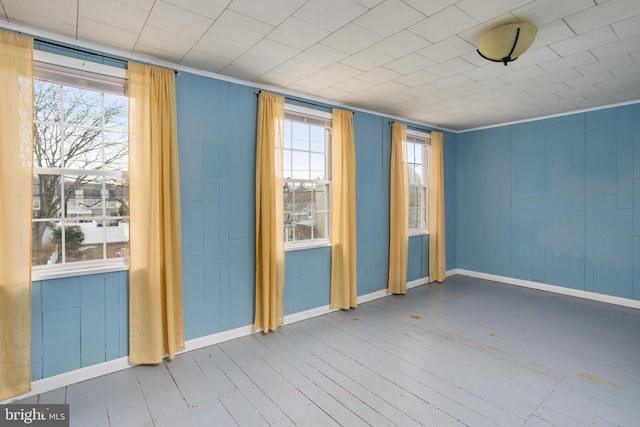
top-left (409, 6), bottom-right (478, 43)
top-left (160, 0), bottom-right (229, 19)
top-left (457, 13), bottom-right (519, 45)
top-left (254, 70), bottom-right (300, 87)
top-left (3, 0), bottom-right (77, 25)
top-left (463, 62), bottom-right (511, 81)
top-left (316, 63), bottom-right (363, 81)
top-left (576, 54), bottom-right (635, 76)
top-left (294, 44), bottom-right (349, 68)
top-left (243, 39), bottom-right (300, 64)
top-left (464, 77), bottom-right (506, 93)
top-left (610, 62), bottom-right (640, 79)
top-left (431, 74), bottom-right (475, 90)
top-left (0, 8), bottom-right (6, 21)
top-left (456, 0), bottom-right (531, 23)
top-left (426, 57), bottom-right (476, 78)
top-left (179, 49), bottom-right (231, 73)
top-left (3, 6), bottom-right (76, 37)
top-left (78, 0), bottom-right (148, 33)
top-left (550, 26), bottom-right (618, 57)
top-left (507, 47), bottom-right (560, 71)
top-left (383, 53), bottom-right (436, 74)
top-left (564, 71), bottom-right (615, 89)
top-left (612, 14), bottom-right (640, 39)
top-left (538, 51), bottom-right (596, 73)
top-left (117, 0), bottom-right (155, 11)
top-left (353, 0), bottom-right (385, 8)
top-left (340, 48), bottom-right (393, 71)
top-left (271, 59), bottom-right (321, 79)
top-left (590, 35), bottom-right (640, 60)
top-left (146, 1), bottom-right (213, 40)
top-left (367, 80), bottom-right (411, 96)
top-left (394, 70), bottom-right (439, 87)
top-left (402, 0), bottom-right (458, 17)
top-left (221, 54), bottom-right (279, 81)
top-left (267, 17), bottom-right (329, 50)
top-left (417, 36), bottom-right (476, 64)
top-left (512, 0), bottom-right (594, 27)
top-left (331, 78), bottom-right (374, 93)
top-left (499, 65), bottom-right (547, 84)
top-left (310, 86), bottom-right (352, 100)
top-left (191, 32), bottom-right (250, 61)
top-left (229, 0), bottom-right (306, 26)
top-left (294, 0), bottom-right (368, 32)
top-left (77, 17), bottom-right (138, 51)
top-left (133, 43), bottom-right (184, 63)
top-left (321, 24), bottom-right (382, 55)
top-left (356, 67), bottom-right (401, 84)
top-left (564, 1), bottom-right (639, 34)
top-left (370, 31), bottom-right (431, 59)
top-left (136, 25), bottom-right (196, 57)
top-left (292, 74), bottom-right (337, 91)
top-left (530, 20), bottom-right (576, 50)
top-left (208, 10), bottom-right (274, 46)
top-left (353, 0), bottom-right (425, 38)
top-left (532, 68), bottom-right (582, 85)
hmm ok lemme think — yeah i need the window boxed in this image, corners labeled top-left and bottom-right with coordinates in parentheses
top-left (283, 106), bottom-right (331, 249)
top-left (32, 53), bottom-right (129, 273)
top-left (406, 131), bottom-right (430, 234)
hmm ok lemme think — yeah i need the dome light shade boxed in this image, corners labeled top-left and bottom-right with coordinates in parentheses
top-left (477, 22), bottom-right (537, 65)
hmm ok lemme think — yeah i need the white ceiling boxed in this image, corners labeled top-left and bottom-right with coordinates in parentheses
top-left (1, 0), bottom-right (640, 131)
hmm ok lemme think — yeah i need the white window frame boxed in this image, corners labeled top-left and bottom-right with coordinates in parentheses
top-left (407, 129), bottom-right (430, 236)
top-left (283, 104), bottom-right (332, 251)
top-left (31, 51), bottom-right (129, 281)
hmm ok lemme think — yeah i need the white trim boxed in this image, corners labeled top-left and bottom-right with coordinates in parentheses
top-left (459, 99), bottom-right (640, 133)
top-left (455, 269), bottom-right (640, 310)
top-left (284, 240), bottom-right (331, 252)
top-left (32, 261), bottom-right (129, 281)
top-left (407, 276), bottom-right (429, 289)
top-left (1, 357), bottom-right (133, 404)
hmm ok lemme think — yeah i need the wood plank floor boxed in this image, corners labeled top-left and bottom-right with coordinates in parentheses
top-left (17, 275), bottom-right (640, 426)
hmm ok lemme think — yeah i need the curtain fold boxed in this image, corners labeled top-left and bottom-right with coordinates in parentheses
top-left (428, 131), bottom-right (446, 282)
top-left (388, 122), bottom-right (409, 294)
top-left (330, 109), bottom-right (357, 309)
top-left (0, 30), bottom-right (34, 401)
top-left (253, 91), bottom-right (285, 332)
top-left (128, 62), bottom-right (184, 364)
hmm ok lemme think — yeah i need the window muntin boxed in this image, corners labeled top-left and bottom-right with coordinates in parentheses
top-left (406, 132), bottom-right (430, 234)
top-left (32, 64), bottom-right (129, 271)
top-left (283, 109), bottom-right (331, 248)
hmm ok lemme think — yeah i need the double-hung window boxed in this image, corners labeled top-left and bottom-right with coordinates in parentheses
top-left (283, 105), bottom-right (331, 249)
top-left (32, 52), bottom-right (129, 276)
top-left (406, 130), bottom-right (430, 234)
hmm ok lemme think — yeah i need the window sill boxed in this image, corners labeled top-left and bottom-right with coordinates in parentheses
top-left (285, 240), bottom-right (331, 252)
top-left (409, 230), bottom-right (429, 237)
top-left (32, 260), bottom-right (129, 281)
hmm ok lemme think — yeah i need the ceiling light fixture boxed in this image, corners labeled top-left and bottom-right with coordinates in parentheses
top-left (477, 22), bottom-right (537, 66)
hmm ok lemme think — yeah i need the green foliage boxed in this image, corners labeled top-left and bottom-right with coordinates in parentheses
top-left (51, 225), bottom-right (85, 250)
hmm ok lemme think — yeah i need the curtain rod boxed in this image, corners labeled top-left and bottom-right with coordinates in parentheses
top-left (255, 90), bottom-right (354, 114)
top-left (389, 120), bottom-right (431, 134)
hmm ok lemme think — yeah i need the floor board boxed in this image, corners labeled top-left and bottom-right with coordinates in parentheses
top-left (15, 275), bottom-right (640, 426)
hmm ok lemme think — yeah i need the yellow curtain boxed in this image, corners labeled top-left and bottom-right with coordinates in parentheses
top-left (128, 62), bottom-right (184, 364)
top-left (253, 91), bottom-right (285, 332)
top-left (429, 131), bottom-right (446, 282)
top-left (0, 31), bottom-right (33, 401)
top-left (330, 109), bottom-right (357, 309)
top-left (388, 123), bottom-right (409, 294)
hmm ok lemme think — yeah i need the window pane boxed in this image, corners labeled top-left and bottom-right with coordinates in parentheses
top-left (409, 207), bottom-right (420, 230)
top-left (284, 149), bottom-right (292, 178)
top-left (33, 123), bottom-right (62, 168)
top-left (310, 153), bottom-right (325, 178)
top-left (66, 221), bottom-right (102, 263)
top-left (292, 151), bottom-right (309, 179)
top-left (64, 126), bottom-right (103, 169)
top-left (104, 93), bottom-right (128, 130)
top-left (315, 212), bottom-right (328, 239)
top-left (103, 130), bottom-right (128, 171)
top-left (63, 86), bottom-right (103, 128)
top-left (414, 144), bottom-right (423, 163)
top-left (310, 125), bottom-right (324, 143)
top-left (32, 220), bottom-right (62, 266)
top-left (310, 141), bottom-right (325, 153)
top-left (32, 173), bottom-right (62, 220)
top-left (292, 121), bottom-right (308, 142)
top-left (34, 80), bottom-right (60, 122)
top-left (314, 184), bottom-right (329, 211)
top-left (406, 142), bottom-right (415, 163)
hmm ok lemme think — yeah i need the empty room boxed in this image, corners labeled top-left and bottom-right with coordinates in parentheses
top-left (1, 0), bottom-right (639, 426)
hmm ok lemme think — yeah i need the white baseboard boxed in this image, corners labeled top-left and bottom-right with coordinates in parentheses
top-left (455, 269), bottom-right (640, 310)
top-left (4, 282), bottom-right (424, 403)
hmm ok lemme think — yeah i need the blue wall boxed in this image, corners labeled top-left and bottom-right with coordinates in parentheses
top-left (457, 103), bottom-right (640, 300)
